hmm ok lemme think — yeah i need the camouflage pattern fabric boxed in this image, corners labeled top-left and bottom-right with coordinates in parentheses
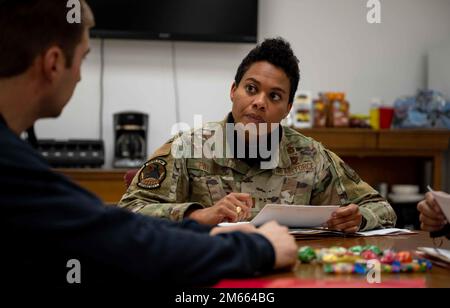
top-left (119, 116), bottom-right (396, 231)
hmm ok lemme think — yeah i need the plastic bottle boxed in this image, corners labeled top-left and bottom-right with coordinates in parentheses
top-left (369, 98), bottom-right (382, 130)
top-left (292, 91), bottom-right (313, 128)
top-left (326, 92), bottom-right (349, 127)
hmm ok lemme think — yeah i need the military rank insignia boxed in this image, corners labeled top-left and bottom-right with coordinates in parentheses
top-left (138, 159), bottom-right (167, 189)
top-left (340, 162), bottom-right (361, 184)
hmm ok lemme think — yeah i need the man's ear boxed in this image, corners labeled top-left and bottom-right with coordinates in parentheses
top-left (41, 47), bottom-right (65, 82)
top-left (230, 82), bottom-right (237, 102)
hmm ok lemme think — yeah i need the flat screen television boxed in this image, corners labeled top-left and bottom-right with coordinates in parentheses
top-left (89, 0), bottom-right (258, 43)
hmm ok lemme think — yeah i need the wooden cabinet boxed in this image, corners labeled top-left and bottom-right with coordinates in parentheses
top-left (298, 128), bottom-right (377, 150)
top-left (58, 169), bottom-right (127, 204)
top-left (298, 128), bottom-right (450, 190)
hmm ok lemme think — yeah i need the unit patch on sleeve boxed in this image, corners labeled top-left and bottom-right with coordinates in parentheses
top-left (137, 159), bottom-right (167, 189)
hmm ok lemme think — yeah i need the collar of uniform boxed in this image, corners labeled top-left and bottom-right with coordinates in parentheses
top-left (210, 115), bottom-right (250, 174)
top-left (210, 113), bottom-right (292, 173)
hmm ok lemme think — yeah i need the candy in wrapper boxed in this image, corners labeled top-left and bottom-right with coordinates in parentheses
top-left (298, 246), bottom-right (317, 263)
top-left (349, 246), bottom-right (363, 255)
top-left (362, 245), bottom-right (382, 255)
top-left (380, 250), bottom-right (396, 264)
top-left (329, 246), bottom-right (347, 256)
top-left (322, 253), bottom-right (339, 263)
top-left (395, 251), bottom-right (413, 263)
top-left (354, 263), bottom-right (368, 275)
top-left (361, 250), bottom-right (378, 260)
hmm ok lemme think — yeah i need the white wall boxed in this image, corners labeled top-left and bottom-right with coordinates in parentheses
top-left (429, 41), bottom-right (450, 97)
top-left (260, 0), bottom-right (450, 113)
top-left (429, 41), bottom-right (450, 191)
top-left (35, 0), bottom-right (450, 168)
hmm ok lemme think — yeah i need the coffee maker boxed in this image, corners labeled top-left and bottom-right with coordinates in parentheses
top-left (113, 112), bottom-right (148, 168)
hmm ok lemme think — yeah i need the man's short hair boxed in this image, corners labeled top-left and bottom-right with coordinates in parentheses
top-left (0, 0), bottom-right (93, 78)
top-left (234, 37), bottom-right (300, 103)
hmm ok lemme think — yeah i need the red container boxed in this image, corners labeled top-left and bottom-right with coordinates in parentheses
top-left (379, 107), bottom-right (394, 129)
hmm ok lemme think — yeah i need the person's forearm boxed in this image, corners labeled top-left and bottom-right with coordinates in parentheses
top-left (358, 200), bottom-right (397, 231)
top-left (119, 197), bottom-right (204, 222)
top-left (71, 208), bottom-right (275, 285)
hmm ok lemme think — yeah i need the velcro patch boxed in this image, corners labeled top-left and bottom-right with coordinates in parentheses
top-left (292, 162), bottom-right (314, 173)
top-left (138, 159), bottom-right (167, 189)
top-left (340, 162), bottom-right (361, 184)
top-left (274, 161), bottom-right (314, 176)
top-left (196, 161), bottom-right (212, 173)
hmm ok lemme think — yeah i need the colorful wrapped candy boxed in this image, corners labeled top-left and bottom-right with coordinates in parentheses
top-left (328, 246), bottom-right (347, 256)
top-left (354, 262), bottom-right (368, 275)
top-left (297, 245), bottom-right (432, 275)
top-left (362, 245), bottom-right (382, 255)
top-left (349, 246), bottom-right (363, 255)
top-left (298, 246), bottom-right (316, 263)
top-left (361, 250), bottom-right (378, 260)
top-left (322, 253), bottom-right (339, 263)
top-left (381, 264), bottom-right (393, 273)
top-left (323, 263), bottom-right (355, 274)
top-left (380, 250), bottom-right (396, 264)
top-left (395, 251), bottom-right (413, 263)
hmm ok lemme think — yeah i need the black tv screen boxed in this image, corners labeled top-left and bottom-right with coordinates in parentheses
top-left (89, 0), bottom-right (258, 43)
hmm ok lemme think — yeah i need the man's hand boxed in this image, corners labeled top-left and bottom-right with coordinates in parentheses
top-left (326, 204), bottom-right (362, 233)
top-left (186, 193), bottom-right (253, 225)
top-left (256, 221), bottom-right (297, 270)
top-left (417, 192), bottom-right (448, 232)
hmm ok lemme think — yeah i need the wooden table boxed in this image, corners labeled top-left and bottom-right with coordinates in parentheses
top-left (264, 231), bottom-right (450, 288)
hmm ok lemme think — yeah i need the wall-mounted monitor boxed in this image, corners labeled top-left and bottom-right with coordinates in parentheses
top-left (89, 0), bottom-right (258, 43)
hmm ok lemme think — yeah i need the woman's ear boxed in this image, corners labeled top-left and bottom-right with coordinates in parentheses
top-left (285, 102), bottom-right (293, 118)
top-left (230, 82), bottom-right (237, 102)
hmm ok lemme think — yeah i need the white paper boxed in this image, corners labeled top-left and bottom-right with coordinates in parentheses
top-left (429, 191), bottom-right (450, 222)
top-left (287, 228), bottom-right (416, 237)
top-left (355, 228), bottom-right (416, 237)
top-left (217, 222), bottom-right (251, 227)
top-left (250, 204), bottom-right (339, 228)
top-left (417, 247), bottom-right (450, 263)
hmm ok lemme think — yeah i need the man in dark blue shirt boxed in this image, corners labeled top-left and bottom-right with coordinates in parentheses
top-left (0, 0), bottom-right (297, 286)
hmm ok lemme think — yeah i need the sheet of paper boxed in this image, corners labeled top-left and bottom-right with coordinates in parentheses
top-left (250, 204), bottom-right (339, 228)
top-left (416, 247), bottom-right (450, 264)
top-left (288, 228), bottom-right (416, 238)
top-left (355, 228), bottom-right (416, 237)
top-left (428, 190), bottom-right (450, 222)
top-left (217, 222), bottom-right (252, 227)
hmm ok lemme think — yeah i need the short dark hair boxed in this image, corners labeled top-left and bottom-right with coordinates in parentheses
top-left (0, 0), bottom-right (92, 78)
top-left (234, 37), bottom-right (300, 103)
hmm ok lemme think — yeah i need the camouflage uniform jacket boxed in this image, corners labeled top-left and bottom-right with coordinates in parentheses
top-left (119, 118), bottom-right (397, 231)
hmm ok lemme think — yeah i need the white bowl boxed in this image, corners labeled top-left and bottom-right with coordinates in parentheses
top-left (388, 193), bottom-right (424, 204)
top-left (391, 185), bottom-right (420, 195)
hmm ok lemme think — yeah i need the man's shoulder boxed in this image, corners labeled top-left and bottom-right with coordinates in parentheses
top-left (0, 123), bottom-right (49, 168)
